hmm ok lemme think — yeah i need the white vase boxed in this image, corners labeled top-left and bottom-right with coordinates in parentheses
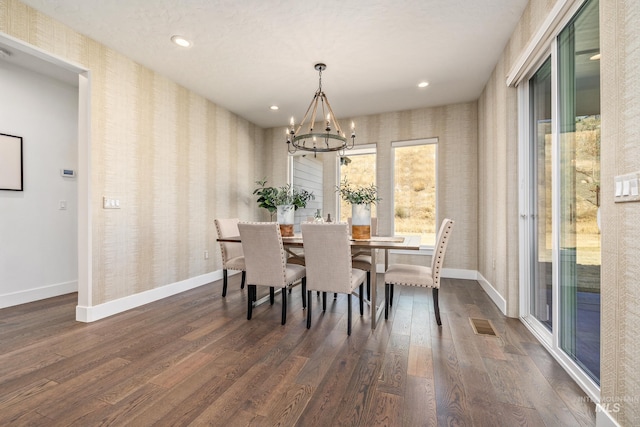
top-left (351, 203), bottom-right (371, 239)
top-left (277, 204), bottom-right (295, 237)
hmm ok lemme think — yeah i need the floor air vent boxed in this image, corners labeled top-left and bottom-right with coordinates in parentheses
top-left (469, 318), bottom-right (497, 336)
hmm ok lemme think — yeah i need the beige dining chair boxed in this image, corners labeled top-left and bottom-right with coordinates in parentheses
top-left (214, 218), bottom-right (246, 297)
top-left (301, 223), bottom-right (366, 335)
top-left (384, 218), bottom-right (454, 326)
top-left (348, 217), bottom-right (378, 300)
top-left (238, 222), bottom-right (306, 325)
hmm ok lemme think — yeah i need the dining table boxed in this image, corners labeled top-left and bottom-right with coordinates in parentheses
top-left (217, 234), bottom-right (421, 329)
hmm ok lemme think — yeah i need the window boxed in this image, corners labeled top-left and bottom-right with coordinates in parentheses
top-left (290, 154), bottom-right (323, 231)
top-left (338, 146), bottom-right (376, 222)
top-left (393, 139), bottom-right (437, 246)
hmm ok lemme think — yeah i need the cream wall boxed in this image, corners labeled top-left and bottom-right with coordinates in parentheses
top-left (1, 0), bottom-right (266, 307)
top-left (600, 1), bottom-right (640, 425)
top-left (480, 0), bottom-right (640, 424)
top-left (478, 0), bottom-right (556, 318)
top-left (265, 102), bottom-right (479, 272)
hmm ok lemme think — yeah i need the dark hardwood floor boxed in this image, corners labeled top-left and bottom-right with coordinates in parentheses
top-left (0, 276), bottom-right (595, 426)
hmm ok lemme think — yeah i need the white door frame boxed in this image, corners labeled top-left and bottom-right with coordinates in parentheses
top-left (0, 32), bottom-right (92, 319)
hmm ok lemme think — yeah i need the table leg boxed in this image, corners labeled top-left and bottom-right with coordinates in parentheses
top-left (370, 248), bottom-right (377, 329)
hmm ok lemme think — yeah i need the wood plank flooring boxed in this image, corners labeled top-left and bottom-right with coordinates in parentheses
top-left (0, 277), bottom-right (596, 426)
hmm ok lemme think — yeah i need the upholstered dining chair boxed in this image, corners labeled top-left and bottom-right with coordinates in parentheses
top-left (348, 217), bottom-right (378, 300)
top-left (214, 218), bottom-right (246, 297)
top-left (384, 218), bottom-right (454, 326)
top-left (301, 223), bottom-right (366, 335)
top-left (238, 222), bottom-right (306, 325)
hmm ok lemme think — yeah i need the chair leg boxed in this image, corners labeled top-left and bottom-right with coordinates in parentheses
top-left (390, 283), bottom-right (394, 306)
top-left (247, 285), bottom-right (254, 320)
top-left (322, 292), bottom-right (327, 311)
top-left (306, 290), bottom-right (312, 329)
top-left (359, 284), bottom-right (364, 316)
top-left (433, 288), bottom-right (442, 326)
top-left (222, 270), bottom-right (228, 297)
top-left (270, 287), bottom-right (275, 305)
top-left (281, 286), bottom-right (287, 325)
top-left (347, 294), bottom-right (352, 336)
top-left (241, 271), bottom-right (246, 289)
top-left (301, 278), bottom-right (307, 309)
top-left (366, 272), bottom-right (370, 300)
top-left (384, 283), bottom-right (389, 319)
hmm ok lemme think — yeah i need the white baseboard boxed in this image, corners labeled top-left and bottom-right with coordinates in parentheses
top-left (73, 267), bottom-right (508, 323)
top-left (475, 272), bottom-right (507, 315)
top-left (596, 405), bottom-right (622, 427)
top-left (442, 268), bottom-right (477, 280)
top-left (0, 280), bottom-right (78, 309)
top-left (75, 270), bottom-right (225, 322)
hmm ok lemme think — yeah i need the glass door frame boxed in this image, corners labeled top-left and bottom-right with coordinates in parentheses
top-left (518, 47), bottom-right (558, 350)
top-left (516, 0), bottom-right (600, 402)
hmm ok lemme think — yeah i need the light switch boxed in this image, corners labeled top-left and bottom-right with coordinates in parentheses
top-left (615, 172), bottom-right (640, 203)
top-left (623, 180), bottom-right (630, 196)
top-left (59, 200), bottom-right (67, 210)
top-left (103, 196), bottom-right (121, 209)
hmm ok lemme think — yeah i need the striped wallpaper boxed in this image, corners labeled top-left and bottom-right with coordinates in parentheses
top-left (1, 0), bottom-right (266, 305)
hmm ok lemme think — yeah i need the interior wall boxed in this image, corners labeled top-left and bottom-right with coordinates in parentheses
top-left (478, 0), bottom-right (557, 318)
top-left (264, 102), bottom-right (479, 272)
top-left (600, 0), bottom-right (640, 424)
top-left (0, 59), bottom-right (78, 307)
top-left (1, 0), bottom-right (266, 308)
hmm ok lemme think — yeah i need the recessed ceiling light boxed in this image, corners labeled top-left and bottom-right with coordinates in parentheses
top-left (418, 81), bottom-right (429, 88)
top-left (590, 53), bottom-right (601, 61)
top-left (270, 105), bottom-right (279, 110)
top-left (171, 35), bottom-right (191, 48)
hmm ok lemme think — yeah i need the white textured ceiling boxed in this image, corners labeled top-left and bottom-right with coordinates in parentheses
top-left (17, 0), bottom-right (528, 129)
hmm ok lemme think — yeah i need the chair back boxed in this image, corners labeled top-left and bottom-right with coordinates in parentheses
top-left (301, 223), bottom-right (354, 294)
top-left (214, 218), bottom-right (243, 264)
top-left (430, 218), bottom-right (455, 288)
top-left (347, 217), bottom-right (378, 236)
top-left (238, 222), bottom-right (287, 287)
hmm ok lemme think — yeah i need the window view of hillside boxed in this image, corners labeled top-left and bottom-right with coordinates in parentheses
top-left (339, 153), bottom-right (377, 222)
top-left (574, 115), bottom-right (601, 266)
top-left (339, 143), bottom-right (437, 245)
top-left (394, 144), bottom-right (437, 245)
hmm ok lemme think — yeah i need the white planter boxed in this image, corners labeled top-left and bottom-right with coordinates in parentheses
top-left (277, 204), bottom-right (295, 237)
top-left (351, 203), bottom-right (371, 239)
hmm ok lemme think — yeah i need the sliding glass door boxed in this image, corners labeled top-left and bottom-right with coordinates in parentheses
top-left (558, 0), bottom-right (601, 382)
top-left (529, 58), bottom-right (553, 331)
top-left (522, 0), bottom-right (600, 385)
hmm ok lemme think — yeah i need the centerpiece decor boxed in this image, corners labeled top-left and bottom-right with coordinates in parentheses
top-left (336, 179), bottom-right (380, 240)
top-left (253, 179), bottom-right (314, 237)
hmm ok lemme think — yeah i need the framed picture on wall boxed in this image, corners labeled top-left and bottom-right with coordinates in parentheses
top-left (0, 133), bottom-right (23, 191)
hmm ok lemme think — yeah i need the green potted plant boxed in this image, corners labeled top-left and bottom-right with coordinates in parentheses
top-left (253, 179), bottom-right (314, 236)
top-left (336, 178), bottom-right (380, 239)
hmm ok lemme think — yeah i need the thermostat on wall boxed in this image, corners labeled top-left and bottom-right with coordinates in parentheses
top-left (60, 169), bottom-right (76, 177)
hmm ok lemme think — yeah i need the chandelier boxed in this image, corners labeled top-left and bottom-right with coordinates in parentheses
top-left (286, 63), bottom-right (355, 154)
